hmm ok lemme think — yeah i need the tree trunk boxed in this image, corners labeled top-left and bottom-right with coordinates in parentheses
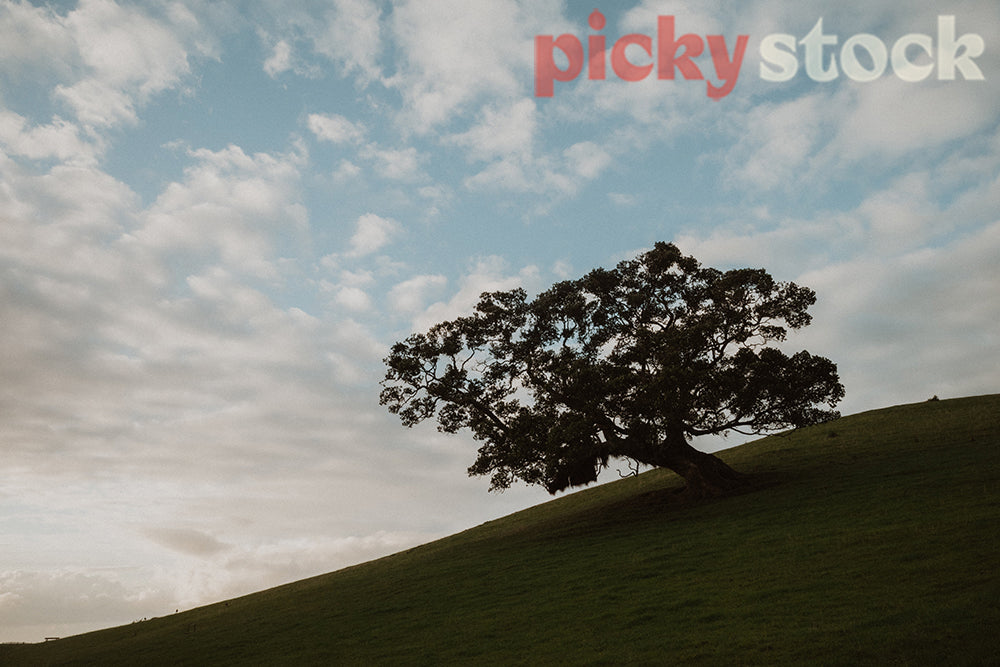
top-left (656, 436), bottom-right (746, 500)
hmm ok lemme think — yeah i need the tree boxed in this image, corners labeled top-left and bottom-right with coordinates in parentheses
top-left (380, 242), bottom-right (844, 499)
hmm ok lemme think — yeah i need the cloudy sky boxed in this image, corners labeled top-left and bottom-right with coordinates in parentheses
top-left (0, 0), bottom-right (997, 642)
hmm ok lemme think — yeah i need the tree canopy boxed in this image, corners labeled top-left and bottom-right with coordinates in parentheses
top-left (380, 242), bottom-right (844, 498)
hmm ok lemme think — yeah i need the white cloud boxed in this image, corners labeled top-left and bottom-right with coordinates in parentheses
top-left (793, 220), bottom-right (1000, 413)
top-left (462, 155), bottom-right (537, 192)
top-left (722, 91), bottom-right (832, 192)
top-left (134, 143), bottom-right (307, 278)
top-left (387, 0), bottom-right (565, 132)
top-left (674, 134), bottom-right (1000, 414)
top-left (389, 274), bottom-right (448, 313)
top-left (822, 79), bottom-right (997, 165)
top-left (65, 0), bottom-right (187, 90)
top-left (335, 285), bottom-right (373, 311)
top-left (415, 184), bottom-right (454, 218)
top-left (723, 66), bottom-right (997, 196)
top-left (54, 0), bottom-right (202, 129)
top-left (307, 113), bottom-right (366, 144)
top-left (0, 528), bottom-right (437, 642)
top-left (0, 143), bottom-right (375, 532)
top-left (446, 101), bottom-right (612, 198)
top-left (359, 143), bottom-right (425, 181)
top-left (0, 0), bottom-right (214, 165)
top-left (376, 3), bottom-right (614, 199)
top-left (413, 256), bottom-right (541, 331)
top-left (621, 0), bottom-right (725, 34)
top-left (347, 212), bottom-right (400, 256)
top-left (461, 146), bottom-right (608, 199)
top-left (449, 98), bottom-right (537, 161)
top-left (672, 219), bottom-right (1000, 417)
top-left (0, 137), bottom-right (434, 640)
top-left (332, 158), bottom-right (362, 181)
top-left (0, 160), bottom-right (140, 286)
top-left (551, 260), bottom-right (574, 279)
top-left (564, 141), bottom-right (611, 180)
top-left (0, 569), bottom-right (173, 638)
top-left (263, 38), bottom-right (293, 77)
top-left (308, 0), bottom-right (383, 84)
top-left (244, 0), bottom-right (383, 85)
top-left (674, 210), bottom-right (862, 278)
top-left (337, 268), bottom-right (375, 286)
top-left (0, 1), bottom-right (75, 76)
top-left (609, 192), bottom-right (636, 206)
top-left (855, 171), bottom-right (943, 250)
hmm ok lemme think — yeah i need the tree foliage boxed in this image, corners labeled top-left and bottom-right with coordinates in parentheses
top-left (381, 242), bottom-right (844, 497)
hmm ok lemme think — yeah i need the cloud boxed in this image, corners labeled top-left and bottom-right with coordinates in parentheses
top-left (412, 256), bottom-right (541, 331)
top-left (334, 285), bottom-right (373, 311)
top-left (855, 171), bottom-right (943, 250)
top-left (675, 130), bottom-right (1000, 414)
top-left (145, 527), bottom-right (231, 558)
top-left (389, 274), bottom-right (448, 313)
top-left (133, 143), bottom-right (307, 278)
top-left (373, 3), bottom-right (611, 199)
top-left (0, 111), bottom-right (100, 165)
top-left (673, 219), bottom-right (1000, 417)
top-left (442, 99), bottom-right (612, 199)
top-left (674, 209), bottom-right (862, 278)
top-left (564, 141), bottom-right (612, 180)
top-left (0, 2), bottom-right (75, 76)
top-left (448, 98), bottom-right (537, 161)
top-left (460, 144), bottom-right (610, 199)
top-left (53, 0), bottom-right (203, 129)
top-left (0, 130), bottom-right (436, 642)
top-left (347, 213), bottom-right (400, 256)
top-left (337, 268), bottom-right (375, 287)
top-left (308, 0), bottom-right (383, 84)
top-left (332, 158), bottom-right (362, 181)
top-left (358, 144), bottom-right (425, 181)
top-left (307, 113), bottom-right (367, 144)
top-left (263, 38), bottom-right (293, 77)
top-left (387, 0), bottom-right (565, 132)
top-left (720, 28), bottom-right (998, 196)
top-left (0, 0), bottom-right (212, 172)
top-left (609, 193), bottom-right (636, 206)
top-left (0, 569), bottom-right (173, 635)
top-left (722, 92), bottom-right (833, 192)
top-left (416, 184), bottom-right (453, 218)
top-left (821, 79), bottom-right (997, 165)
top-left (793, 220), bottom-right (1000, 412)
top-left (0, 136), bottom-right (382, 502)
top-left (551, 260), bottom-right (574, 279)
top-left (0, 528), bottom-right (437, 642)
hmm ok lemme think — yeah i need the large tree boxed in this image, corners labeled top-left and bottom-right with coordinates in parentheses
top-left (380, 242), bottom-right (844, 499)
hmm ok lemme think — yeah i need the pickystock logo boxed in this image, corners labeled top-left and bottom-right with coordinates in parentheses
top-left (535, 11), bottom-right (986, 99)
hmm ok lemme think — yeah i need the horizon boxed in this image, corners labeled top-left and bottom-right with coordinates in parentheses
top-left (1, 0), bottom-right (998, 642)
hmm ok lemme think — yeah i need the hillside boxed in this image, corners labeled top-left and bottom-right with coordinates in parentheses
top-left (3, 394), bottom-right (999, 665)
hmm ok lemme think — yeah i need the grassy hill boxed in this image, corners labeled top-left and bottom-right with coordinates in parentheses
top-left (3, 394), bottom-right (999, 665)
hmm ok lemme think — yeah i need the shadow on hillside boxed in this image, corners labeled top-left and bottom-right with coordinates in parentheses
top-left (515, 469), bottom-right (786, 543)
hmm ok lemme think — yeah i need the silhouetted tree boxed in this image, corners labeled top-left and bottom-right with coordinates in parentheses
top-left (381, 242), bottom-right (844, 498)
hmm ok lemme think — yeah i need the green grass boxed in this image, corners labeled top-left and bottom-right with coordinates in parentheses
top-left (4, 394), bottom-right (999, 665)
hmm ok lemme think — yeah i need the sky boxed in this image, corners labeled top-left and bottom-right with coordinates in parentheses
top-left (0, 0), bottom-right (997, 643)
